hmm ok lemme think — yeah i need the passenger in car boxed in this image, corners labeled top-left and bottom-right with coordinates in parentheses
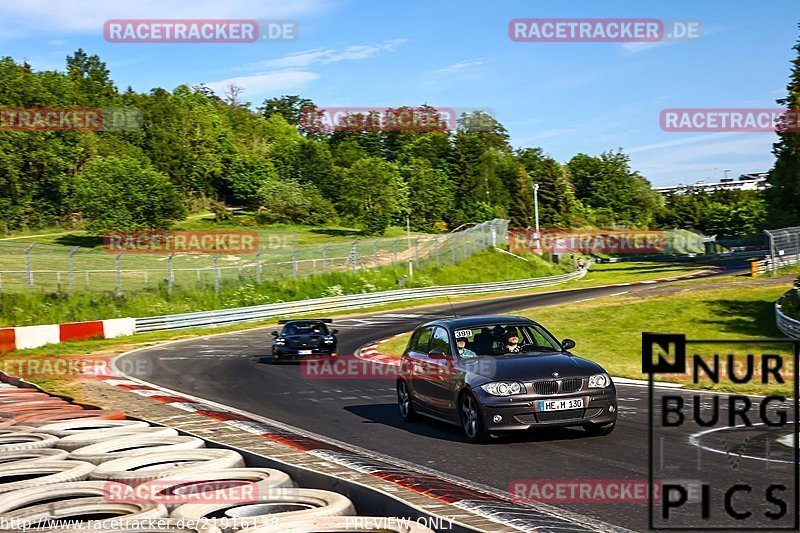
top-left (457, 337), bottom-right (477, 358)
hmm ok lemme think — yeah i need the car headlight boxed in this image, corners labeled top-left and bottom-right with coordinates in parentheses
top-left (481, 381), bottom-right (526, 396)
top-left (588, 373), bottom-right (611, 388)
top-left (324, 337), bottom-right (335, 344)
top-left (275, 338), bottom-right (286, 345)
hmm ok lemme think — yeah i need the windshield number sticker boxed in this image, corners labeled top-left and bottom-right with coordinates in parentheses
top-left (455, 329), bottom-right (472, 339)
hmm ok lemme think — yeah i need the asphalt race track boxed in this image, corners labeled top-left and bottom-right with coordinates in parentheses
top-left (118, 264), bottom-right (797, 531)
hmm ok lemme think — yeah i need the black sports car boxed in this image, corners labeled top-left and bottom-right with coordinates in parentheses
top-left (396, 315), bottom-right (617, 443)
top-left (271, 319), bottom-right (338, 362)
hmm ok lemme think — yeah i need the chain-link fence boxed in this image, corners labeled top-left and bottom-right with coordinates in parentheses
top-left (0, 219), bottom-right (509, 295)
top-left (765, 226), bottom-right (800, 274)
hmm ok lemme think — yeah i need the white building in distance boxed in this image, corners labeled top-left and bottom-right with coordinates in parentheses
top-left (653, 173), bottom-right (769, 195)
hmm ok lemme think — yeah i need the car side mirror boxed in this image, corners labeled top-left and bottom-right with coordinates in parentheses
top-left (428, 349), bottom-right (448, 360)
top-left (561, 338), bottom-right (576, 351)
top-left (271, 331), bottom-right (278, 337)
top-left (331, 329), bottom-right (339, 334)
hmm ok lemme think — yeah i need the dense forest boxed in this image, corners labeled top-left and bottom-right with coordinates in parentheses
top-left (0, 44), bottom-right (796, 237)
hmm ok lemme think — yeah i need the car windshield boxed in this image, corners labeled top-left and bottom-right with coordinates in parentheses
top-left (454, 323), bottom-right (561, 357)
top-left (282, 322), bottom-right (329, 335)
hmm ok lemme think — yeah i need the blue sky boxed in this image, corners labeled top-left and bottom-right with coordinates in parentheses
top-left (2, 0), bottom-right (798, 186)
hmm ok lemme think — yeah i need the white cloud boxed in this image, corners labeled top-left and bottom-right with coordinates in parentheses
top-left (432, 59), bottom-right (484, 75)
top-left (629, 134), bottom-right (776, 185)
top-left (203, 70), bottom-right (319, 98)
top-left (0, 0), bottom-right (333, 38)
top-left (245, 39), bottom-right (407, 70)
top-left (625, 132), bottom-right (743, 155)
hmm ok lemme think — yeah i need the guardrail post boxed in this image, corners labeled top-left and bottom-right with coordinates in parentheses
top-left (68, 246), bottom-right (79, 295)
top-left (25, 242), bottom-right (36, 289)
top-left (167, 253), bottom-right (175, 294)
top-left (115, 253), bottom-right (122, 296)
top-left (213, 254), bottom-right (220, 295)
top-left (255, 251), bottom-right (262, 283)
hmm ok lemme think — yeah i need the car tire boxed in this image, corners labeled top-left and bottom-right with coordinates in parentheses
top-left (459, 391), bottom-right (489, 444)
top-left (584, 422), bottom-right (615, 436)
top-left (396, 380), bottom-right (417, 422)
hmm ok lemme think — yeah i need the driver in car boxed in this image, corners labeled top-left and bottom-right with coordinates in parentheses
top-left (497, 328), bottom-right (522, 354)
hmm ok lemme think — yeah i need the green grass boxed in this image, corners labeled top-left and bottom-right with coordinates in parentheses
top-left (568, 261), bottom-right (707, 287)
top-left (521, 279), bottom-right (792, 395)
top-left (0, 219), bottom-right (437, 294)
top-left (2, 258), bottom-right (720, 400)
top-left (0, 248), bottom-right (566, 326)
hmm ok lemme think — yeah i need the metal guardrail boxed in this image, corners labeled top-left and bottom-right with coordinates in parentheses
top-left (135, 264), bottom-right (591, 332)
top-left (601, 249), bottom-right (767, 264)
top-left (754, 254), bottom-right (800, 275)
top-left (775, 289), bottom-right (800, 339)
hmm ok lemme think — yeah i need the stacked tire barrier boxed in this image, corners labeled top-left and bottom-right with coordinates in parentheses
top-left (0, 382), bottom-right (435, 532)
top-left (775, 288), bottom-right (800, 339)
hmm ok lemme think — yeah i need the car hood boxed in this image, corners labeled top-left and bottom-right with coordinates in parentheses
top-left (461, 352), bottom-right (604, 382)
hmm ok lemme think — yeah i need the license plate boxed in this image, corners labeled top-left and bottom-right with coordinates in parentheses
top-left (537, 398), bottom-right (584, 411)
top-left (298, 350), bottom-right (312, 355)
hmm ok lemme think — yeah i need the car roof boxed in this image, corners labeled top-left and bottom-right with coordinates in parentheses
top-left (282, 320), bottom-right (327, 325)
top-left (417, 315), bottom-right (540, 330)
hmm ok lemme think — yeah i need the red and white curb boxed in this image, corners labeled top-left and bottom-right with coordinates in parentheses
top-left (355, 266), bottom-right (724, 368)
top-left (0, 318), bottom-right (135, 352)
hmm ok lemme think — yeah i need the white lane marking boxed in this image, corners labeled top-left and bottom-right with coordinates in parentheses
top-left (688, 423), bottom-right (797, 464)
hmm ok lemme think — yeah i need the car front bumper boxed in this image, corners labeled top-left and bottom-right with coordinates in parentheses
top-left (477, 386), bottom-right (617, 431)
top-left (272, 347), bottom-right (337, 359)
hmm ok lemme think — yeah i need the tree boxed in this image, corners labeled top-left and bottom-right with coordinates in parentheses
top-left (338, 158), bottom-right (404, 235)
top-left (567, 150), bottom-right (658, 226)
top-left (75, 157), bottom-right (186, 233)
top-left (402, 158), bottom-right (453, 231)
top-left (767, 23), bottom-right (800, 227)
top-left (259, 95), bottom-right (316, 126)
top-left (509, 168), bottom-right (534, 228)
top-left (66, 49), bottom-right (117, 105)
top-left (222, 154), bottom-right (278, 207)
